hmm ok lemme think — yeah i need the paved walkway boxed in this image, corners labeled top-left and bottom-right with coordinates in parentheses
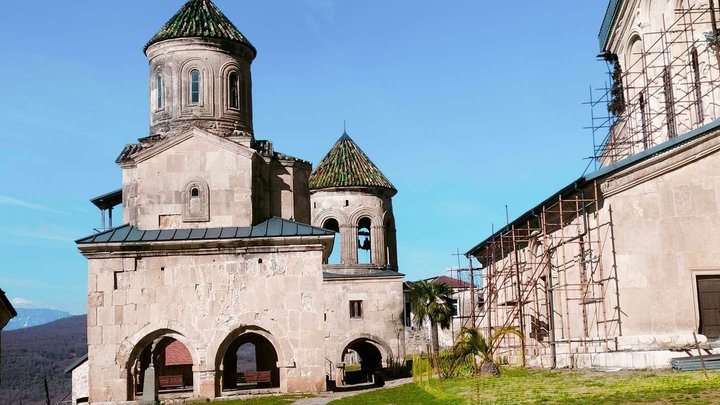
top-left (292, 377), bottom-right (414, 405)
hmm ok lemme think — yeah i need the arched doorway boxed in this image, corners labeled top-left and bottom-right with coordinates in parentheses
top-left (127, 335), bottom-right (194, 400)
top-left (220, 332), bottom-right (280, 392)
top-left (341, 339), bottom-right (384, 386)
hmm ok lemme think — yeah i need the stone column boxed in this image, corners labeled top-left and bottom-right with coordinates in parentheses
top-left (371, 225), bottom-right (386, 266)
top-left (340, 225), bottom-right (357, 264)
top-left (141, 361), bottom-right (157, 404)
top-left (195, 368), bottom-right (217, 400)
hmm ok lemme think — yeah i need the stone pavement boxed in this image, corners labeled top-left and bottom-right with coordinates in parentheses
top-left (292, 377), bottom-right (414, 405)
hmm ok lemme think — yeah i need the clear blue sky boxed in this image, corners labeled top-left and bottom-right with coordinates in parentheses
top-left (0, 0), bottom-right (610, 314)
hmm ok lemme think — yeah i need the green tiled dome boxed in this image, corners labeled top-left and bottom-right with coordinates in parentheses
top-left (310, 133), bottom-right (396, 192)
top-left (145, 0), bottom-right (256, 55)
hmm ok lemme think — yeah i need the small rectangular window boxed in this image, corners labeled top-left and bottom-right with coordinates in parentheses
top-left (349, 300), bottom-right (363, 318)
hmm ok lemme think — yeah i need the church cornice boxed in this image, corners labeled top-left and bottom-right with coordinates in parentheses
top-left (117, 127), bottom-right (256, 168)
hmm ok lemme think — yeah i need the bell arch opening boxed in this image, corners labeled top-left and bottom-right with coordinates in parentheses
top-left (323, 218), bottom-right (341, 264)
top-left (357, 217), bottom-right (372, 265)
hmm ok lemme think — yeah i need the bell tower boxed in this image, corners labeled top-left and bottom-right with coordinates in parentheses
top-left (144, 0), bottom-right (256, 142)
top-left (309, 132), bottom-right (398, 270)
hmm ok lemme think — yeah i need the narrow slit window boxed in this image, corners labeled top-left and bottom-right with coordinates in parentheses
top-left (156, 75), bottom-right (163, 110)
top-left (190, 69), bottom-right (200, 104)
top-left (229, 73), bottom-right (239, 109)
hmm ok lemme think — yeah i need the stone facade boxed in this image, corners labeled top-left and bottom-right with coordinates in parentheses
top-left (322, 276), bottom-right (405, 382)
top-left (311, 189), bottom-right (397, 268)
top-left (467, 0), bottom-right (720, 369)
top-left (76, 1), bottom-right (405, 402)
top-left (68, 359), bottom-right (89, 405)
top-left (599, 0), bottom-right (720, 166)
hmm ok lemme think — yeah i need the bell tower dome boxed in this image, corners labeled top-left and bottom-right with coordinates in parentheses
top-left (144, 0), bottom-right (256, 141)
top-left (309, 132), bottom-right (398, 270)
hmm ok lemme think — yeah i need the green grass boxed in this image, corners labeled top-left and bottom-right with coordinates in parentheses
top-left (329, 368), bottom-right (720, 404)
top-left (191, 393), bottom-right (314, 405)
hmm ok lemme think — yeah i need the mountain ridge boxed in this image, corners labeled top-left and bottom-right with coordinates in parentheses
top-left (6, 308), bottom-right (73, 331)
top-left (1, 315), bottom-right (87, 405)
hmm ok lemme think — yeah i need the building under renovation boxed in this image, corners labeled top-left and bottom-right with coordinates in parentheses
top-left (467, 0), bottom-right (720, 369)
top-left (74, 1), bottom-right (405, 403)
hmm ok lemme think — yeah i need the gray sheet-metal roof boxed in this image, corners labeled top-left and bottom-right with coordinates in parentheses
top-left (599, 0), bottom-right (623, 51)
top-left (64, 354), bottom-right (88, 374)
top-left (323, 270), bottom-right (404, 280)
top-left (466, 118), bottom-right (720, 257)
top-left (76, 217), bottom-right (334, 245)
top-left (90, 189), bottom-right (122, 210)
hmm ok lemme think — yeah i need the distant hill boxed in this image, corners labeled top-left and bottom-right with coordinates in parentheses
top-left (0, 315), bottom-right (86, 405)
top-left (6, 308), bottom-right (72, 331)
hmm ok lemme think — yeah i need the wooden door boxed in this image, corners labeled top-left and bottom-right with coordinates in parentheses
top-left (697, 276), bottom-right (720, 338)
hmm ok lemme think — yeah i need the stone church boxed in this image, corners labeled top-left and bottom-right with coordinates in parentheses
top-left (75, 0), bottom-right (404, 402)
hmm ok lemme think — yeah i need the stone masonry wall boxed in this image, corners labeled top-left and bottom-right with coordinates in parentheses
top-left (86, 245), bottom-right (327, 403)
top-left (322, 277), bottom-right (404, 382)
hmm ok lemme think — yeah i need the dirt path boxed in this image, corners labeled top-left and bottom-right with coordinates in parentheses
top-left (291, 377), bottom-right (414, 405)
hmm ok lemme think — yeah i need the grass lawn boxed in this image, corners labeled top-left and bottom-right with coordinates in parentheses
top-left (190, 394), bottom-right (314, 405)
top-left (329, 368), bottom-right (720, 404)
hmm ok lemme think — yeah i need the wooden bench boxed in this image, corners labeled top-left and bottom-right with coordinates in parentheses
top-left (158, 375), bottom-right (184, 390)
top-left (241, 371), bottom-right (272, 386)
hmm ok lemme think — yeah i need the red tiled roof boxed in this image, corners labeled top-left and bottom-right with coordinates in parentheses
top-left (165, 340), bottom-right (192, 366)
top-left (428, 275), bottom-right (472, 289)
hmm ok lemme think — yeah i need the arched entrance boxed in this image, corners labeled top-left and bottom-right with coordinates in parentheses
top-left (219, 331), bottom-right (280, 392)
top-left (127, 334), bottom-right (195, 400)
top-left (341, 339), bottom-right (384, 386)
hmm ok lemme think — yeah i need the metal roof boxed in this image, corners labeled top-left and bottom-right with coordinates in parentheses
top-left (599, 0), bottom-right (623, 51)
top-left (90, 189), bottom-right (122, 210)
top-left (76, 217), bottom-right (334, 245)
top-left (64, 354), bottom-right (88, 374)
top-left (323, 269), bottom-right (404, 280)
top-left (466, 118), bottom-right (720, 257)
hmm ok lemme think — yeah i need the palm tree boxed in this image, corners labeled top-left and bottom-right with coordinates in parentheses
top-left (453, 326), bottom-right (524, 376)
top-left (410, 281), bottom-right (454, 355)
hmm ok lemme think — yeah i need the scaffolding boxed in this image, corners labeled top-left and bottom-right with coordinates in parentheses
top-left (589, 1), bottom-right (720, 167)
top-left (468, 181), bottom-right (622, 367)
top-left (446, 263), bottom-right (482, 334)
